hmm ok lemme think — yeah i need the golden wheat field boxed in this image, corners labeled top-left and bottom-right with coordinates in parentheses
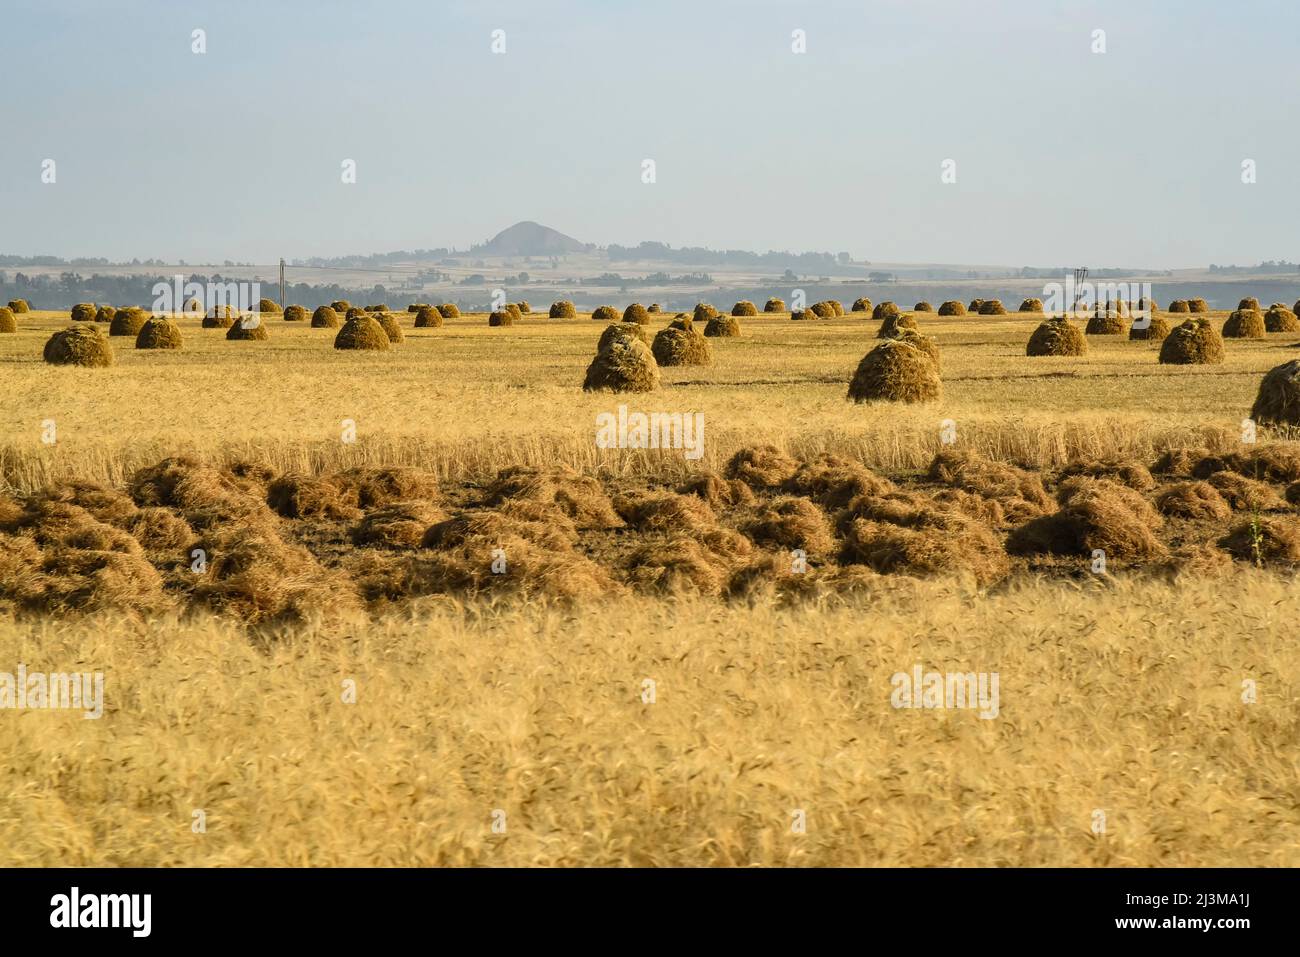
top-left (2, 305), bottom-right (1299, 866)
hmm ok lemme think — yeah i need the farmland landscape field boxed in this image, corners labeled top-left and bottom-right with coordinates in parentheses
top-left (3, 301), bottom-right (1299, 866)
top-left (6, 0), bottom-right (1300, 907)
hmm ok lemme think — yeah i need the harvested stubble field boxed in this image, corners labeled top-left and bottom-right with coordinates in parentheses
top-left (2, 307), bottom-right (1293, 489)
top-left (2, 306), bottom-right (1299, 867)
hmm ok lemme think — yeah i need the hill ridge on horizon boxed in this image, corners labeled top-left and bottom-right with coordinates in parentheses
top-left (473, 220), bottom-right (591, 257)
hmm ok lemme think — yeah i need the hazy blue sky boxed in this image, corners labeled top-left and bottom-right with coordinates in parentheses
top-left (4, 0), bottom-right (1298, 268)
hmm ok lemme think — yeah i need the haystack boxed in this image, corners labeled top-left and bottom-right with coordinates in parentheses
top-left (203, 305), bottom-right (234, 328)
top-left (851, 297), bottom-right (872, 312)
top-left (1085, 311), bottom-right (1127, 335)
top-left (1222, 308), bottom-right (1265, 338)
top-left (283, 304), bottom-right (307, 321)
top-left (1008, 479), bottom-right (1165, 562)
top-left (7, 299), bottom-right (30, 313)
top-left (704, 314), bottom-right (741, 337)
top-left (791, 307), bottom-right (817, 320)
top-left (693, 303), bottom-right (719, 322)
top-left (1137, 296), bottom-right (1160, 314)
top-left (226, 317), bottom-right (269, 341)
top-left (0, 307), bottom-right (15, 333)
top-left (1250, 359), bottom-right (1300, 428)
top-left (872, 301), bottom-right (900, 322)
top-left (783, 452), bottom-right (894, 509)
top-left (597, 322), bottom-right (652, 351)
top-left (1264, 303), bottom-right (1300, 332)
top-left (414, 305), bottom-right (443, 327)
top-left (847, 337), bottom-right (941, 403)
top-left (889, 328), bottom-right (941, 371)
top-left (266, 474), bottom-right (360, 520)
top-left (978, 300), bottom-right (1007, 315)
top-left (352, 501), bottom-right (446, 549)
top-left (550, 300), bottom-right (577, 318)
top-left (765, 298), bottom-right (786, 312)
top-left (583, 336), bottom-right (660, 392)
top-left (732, 300), bottom-right (758, 316)
top-left (438, 303), bottom-right (461, 318)
top-left (334, 315), bottom-right (390, 350)
top-left (837, 501), bottom-right (1008, 585)
top-left (1207, 472), bottom-right (1286, 511)
top-left (109, 307), bottom-right (148, 336)
top-left (1220, 518), bottom-right (1300, 565)
top-left (94, 305), bottom-right (115, 322)
top-left (1019, 297), bottom-right (1044, 312)
top-left (71, 303), bottom-right (96, 322)
top-left (968, 299), bottom-right (985, 313)
top-left (677, 472), bottom-right (756, 510)
top-left (743, 497), bottom-right (836, 558)
top-left (591, 305), bottom-right (620, 323)
top-left (914, 301), bottom-right (934, 312)
top-left (647, 304), bottom-right (662, 313)
top-left (1026, 317), bottom-right (1087, 356)
top-left (505, 303), bottom-right (523, 322)
top-left (1239, 296), bottom-right (1261, 311)
top-left (667, 314), bottom-right (693, 331)
top-left (345, 307), bottom-right (366, 319)
top-left (364, 304), bottom-right (387, 313)
top-left (375, 312), bottom-right (404, 342)
top-left (488, 309), bottom-right (516, 327)
top-left (257, 298), bottom-right (281, 315)
top-left (1059, 458), bottom-right (1155, 491)
top-left (311, 305), bottom-right (340, 328)
top-left (1159, 318), bottom-right (1224, 364)
top-left (652, 326), bottom-right (713, 366)
top-left (330, 300), bottom-right (352, 313)
top-left (726, 445), bottom-right (800, 488)
top-left (517, 300), bottom-right (531, 314)
top-left (828, 300), bottom-right (845, 316)
top-left (1188, 298), bottom-right (1209, 313)
top-left (810, 301), bottom-right (836, 318)
top-left (623, 303), bottom-right (651, 324)
top-left (1167, 299), bottom-right (1190, 313)
top-left (614, 491), bottom-right (718, 536)
top-left (43, 325), bottom-right (114, 367)
top-left (1155, 481), bottom-right (1232, 521)
top-left (1128, 313), bottom-right (1172, 341)
top-left (937, 300), bottom-right (966, 316)
top-left (876, 312), bottom-right (919, 338)
top-left (135, 316), bottom-right (183, 349)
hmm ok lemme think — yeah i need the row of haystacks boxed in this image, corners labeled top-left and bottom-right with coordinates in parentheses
top-left (8, 444), bottom-right (1299, 618)
top-left (1022, 314), bottom-right (1240, 362)
top-left (581, 305), bottom-right (753, 391)
top-left (28, 302), bottom-right (1300, 424)
top-left (40, 295), bottom-right (1300, 331)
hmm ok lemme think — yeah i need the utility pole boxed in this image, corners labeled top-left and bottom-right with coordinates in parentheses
top-left (279, 258), bottom-right (285, 308)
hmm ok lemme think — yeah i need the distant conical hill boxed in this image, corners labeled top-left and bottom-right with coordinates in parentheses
top-left (476, 221), bottom-right (590, 256)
